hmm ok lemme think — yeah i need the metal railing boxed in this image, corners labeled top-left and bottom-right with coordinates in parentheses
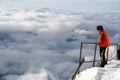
top-left (71, 42), bottom-right (119, 80)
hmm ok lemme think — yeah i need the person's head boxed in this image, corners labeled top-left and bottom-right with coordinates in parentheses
top-left (96, 25), bottom-right (104, 31)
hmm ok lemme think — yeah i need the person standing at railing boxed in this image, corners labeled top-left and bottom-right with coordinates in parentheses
top-left (96, 25), bottom-right (110, 67)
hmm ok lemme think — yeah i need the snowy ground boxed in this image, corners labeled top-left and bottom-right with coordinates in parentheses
top-left (75, 60), bottom-right (120, 80)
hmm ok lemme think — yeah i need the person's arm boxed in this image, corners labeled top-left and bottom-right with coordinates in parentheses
top-left (98, 32), bottom-right (103, 46)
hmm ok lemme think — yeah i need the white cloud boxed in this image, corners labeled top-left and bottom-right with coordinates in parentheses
top-left (0, 9), bottom-right (120, 80)
top-left (18, 69), bottom-right (49, 80)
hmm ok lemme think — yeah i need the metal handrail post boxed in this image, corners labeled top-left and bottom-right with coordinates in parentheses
top-left (79, 42), bottom-right (83, 63)
top-left (93, 44), bottom-right (97, 67)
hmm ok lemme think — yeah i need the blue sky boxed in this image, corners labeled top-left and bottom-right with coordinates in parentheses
top-left (0, 0), bottom-right (120, 12)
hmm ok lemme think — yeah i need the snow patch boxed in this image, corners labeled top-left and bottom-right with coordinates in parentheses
top-left (75, 60), bottom-right (120, 80)
top-left (75, 67), bottom-right (98, 80)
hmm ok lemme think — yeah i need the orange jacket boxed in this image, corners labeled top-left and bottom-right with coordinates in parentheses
top-left (98, 30), bottom-right (110, 47)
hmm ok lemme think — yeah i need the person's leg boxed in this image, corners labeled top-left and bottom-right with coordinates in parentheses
top-left (100, 47), bottom-right (106, 67)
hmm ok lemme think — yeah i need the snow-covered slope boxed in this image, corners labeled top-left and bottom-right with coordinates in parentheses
top-left (75, 60), bottom-right (120, 80)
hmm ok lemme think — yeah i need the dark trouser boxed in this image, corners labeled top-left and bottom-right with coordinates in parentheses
top-left (100, 47), bottom-right (107, 67)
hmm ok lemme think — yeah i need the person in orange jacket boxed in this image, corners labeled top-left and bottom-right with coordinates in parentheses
top-left (96, 25), bottom-right (110, 67)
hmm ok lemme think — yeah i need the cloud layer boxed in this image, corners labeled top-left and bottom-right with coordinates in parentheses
top-left (0, 8), bottom-right (120, 80)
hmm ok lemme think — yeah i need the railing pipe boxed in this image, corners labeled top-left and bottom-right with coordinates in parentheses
top-left (93, 44), bottom-right (97, 67)
top-left (79, 42), bottom-right (83, 62)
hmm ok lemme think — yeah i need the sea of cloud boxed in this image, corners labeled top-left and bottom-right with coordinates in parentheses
top-left (0, 8), bottom-right (120, 80)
